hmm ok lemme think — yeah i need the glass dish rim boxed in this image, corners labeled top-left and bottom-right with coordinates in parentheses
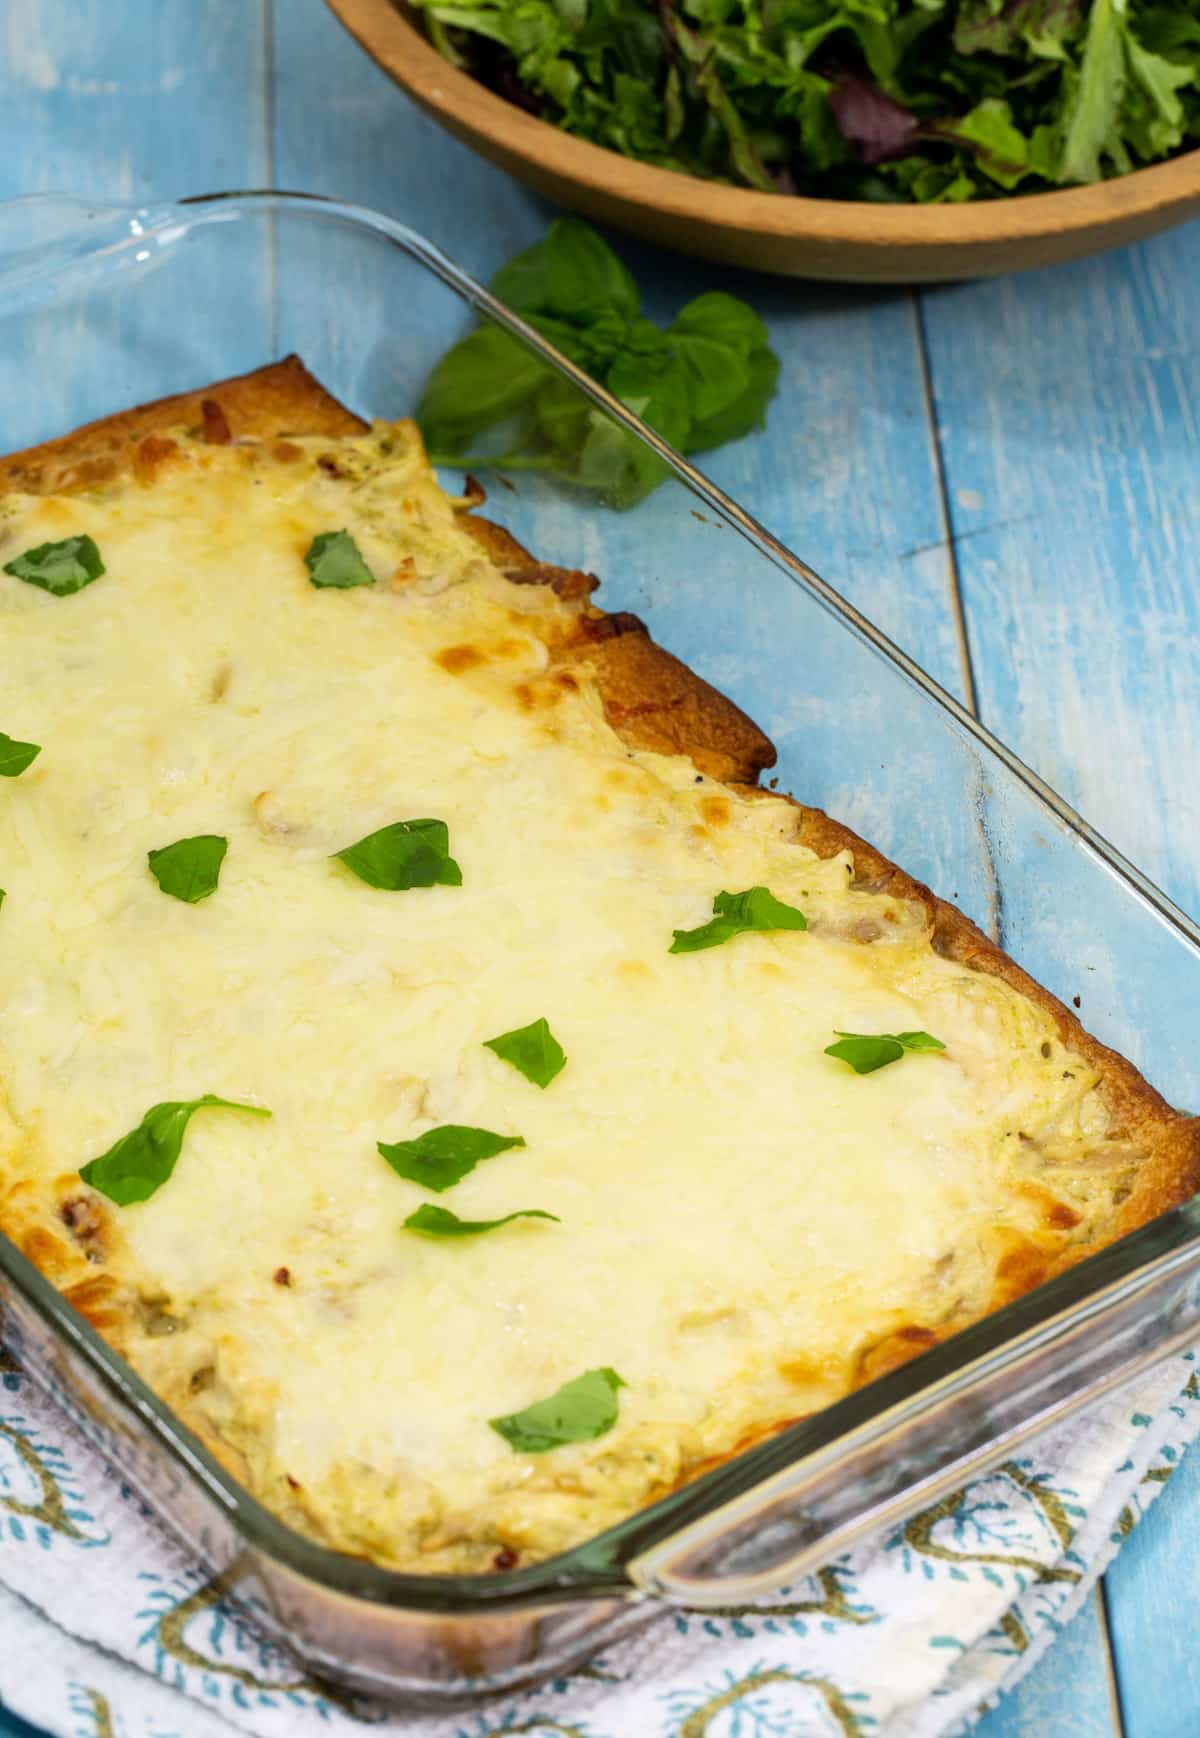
top-left (4, 184), bottom-right (1200, 1615)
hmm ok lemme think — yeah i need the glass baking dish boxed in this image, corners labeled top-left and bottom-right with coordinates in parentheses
top-left (3, 188), bottom-right (1200, 1704)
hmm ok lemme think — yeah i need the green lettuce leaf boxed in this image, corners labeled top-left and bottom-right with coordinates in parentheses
top-left (411, 0), bottom-right (1199, 204)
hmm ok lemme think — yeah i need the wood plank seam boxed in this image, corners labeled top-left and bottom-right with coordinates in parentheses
top-left (911, 289), bottom-right (979, 717)
top-left (916, 288), bottom-right (1126, 1738)
top-left (912, 288), bottom-right (1008, 950)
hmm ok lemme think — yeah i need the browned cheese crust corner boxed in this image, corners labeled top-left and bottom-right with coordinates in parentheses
top-left (3, 356), bottom-right (1198, 1492)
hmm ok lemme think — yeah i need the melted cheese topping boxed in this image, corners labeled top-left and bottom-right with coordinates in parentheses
top-left (0, 425), bottom-right (1120, 1570)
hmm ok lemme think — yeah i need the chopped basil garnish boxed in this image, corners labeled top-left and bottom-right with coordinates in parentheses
top-left (377, 1125), bottom-right (525, 1192)
top-left (490, 1367), bottom-right (626, 1453)
top-left (0, 733), bottom-right (41, 778)
top-left (304, 529), bottom-right (374, 589)
top-left (3, 534), bottom-right (105, 596)
top-left (0, 890), bottom-right (5, 912)
top-left (483, 1016), bottom-right (567, 1089)
top-left (670, 885), bottom-right (808, 954)
top-left (335, 818), bottom-right (462, 890)
top-left (824, 1030), bottom-right (947, 1075)
top-left (403, 1204), bottom-right (559, 1237)
top-left (79, 1095), bottom-right (272, 1206)
top-left (147, 834), bottom-right (228, 903)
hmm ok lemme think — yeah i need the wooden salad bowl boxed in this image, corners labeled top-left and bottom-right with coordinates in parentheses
top-left (327, 0), bottom-right (1200, 283)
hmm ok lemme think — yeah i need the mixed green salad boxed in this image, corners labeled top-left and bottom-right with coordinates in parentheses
top-left (411, 0), bottom-right (1200, 201)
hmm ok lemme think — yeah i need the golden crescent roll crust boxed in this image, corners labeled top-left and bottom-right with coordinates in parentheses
top-left (0, 356), bottom-right (365, 496)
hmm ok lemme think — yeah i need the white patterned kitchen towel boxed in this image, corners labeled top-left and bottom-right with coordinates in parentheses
top-left (0, 1344), bottom-right (1196, 1738)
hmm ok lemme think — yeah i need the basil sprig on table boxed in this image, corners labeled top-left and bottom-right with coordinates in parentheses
top-left (483, 1017), bottom-right (567, 1089)
top-left (334, 818), bottom-right (462, 890)
top-left (417, 219), bottom-right (779, 510)
top-left (80, 1096), bottom-right (272, 1206)
top-left (403, 1204), bottom-right (559, 1237)
top-left (147, 834), bottom-right (228, 903)
top-left (3, 534), bottom-right (105, 596)
top-left (304, 530), bottom-right (374, 590)
top-left (670, 886), bottom-right (808, 954)
top-left (0, 733), bottom-right (41, 778)
top-left (490, 1367), bottom-right (626, 1453)
top-left (377, 1125), bottom-right (526, 1192)
top-left (824, 1030), bottom-right (947, 1075)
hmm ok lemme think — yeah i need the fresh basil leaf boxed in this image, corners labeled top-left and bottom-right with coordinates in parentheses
top-left (544, 221), bottom-right (640, 322)
top-left (377, 1125), bottom-right (526, 1192)
top-left (304, 530), bottom-right (374, 590)
top-left (403, 1204), bottom-right (559, 1237)
top-left (670, 886), bottom-right (808, 954)
top-left (824, 1030), bottom-right (947, 1074)
top-left (525, 312), bottom-right (593, 366)
top-left (891, 1030), bottom-right (948, 1052)
top-left (621, 316), bottom-right (673, 359)
top-left (489, 237), bottom-right (558, 316)
top-left (147, 834), bottom-right (228, 904)
top-left (672, 333), bottom-right (751, 426)
top-left (534, 375), bottom-right (593, 455)
top-left (714, 886), bottom-right (808, 929)
top-left (0, 889), bottom-right (5, 912)
top-left (80, 1095), bottom-right (271, 1206)
top-left (483, 1017), bottom-right (567, 1088)
top-left (671, 291), bottom-right (770, 358)
top-left (489, 1366), bottom-right (626, 1453)
top-left (606, 350), bottom-right (693, 453)
top-left (493, 218), bottom-right (640, 326)
top-left (574, 308), bottom-right (634, 366)
top-left (0, 733), bottom-right (41, 778)
top-left (335, 818), bottom-right (462, 890)
top-left (417, 325), bottom-right (548, 455)
top-left (824, 1034), bottom-right (904, 1074)
top-left (687, 349), bottom-right (781, 454)
top-left (572, 412), bottom-right (673, 510)
top-left (415, 219), bottom-right (777, 508)
top-left (3, 534), bottom-right (105, 596)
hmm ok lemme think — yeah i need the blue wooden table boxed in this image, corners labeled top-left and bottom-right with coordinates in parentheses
top-left (1, 3), bottom-right (1198, 1733)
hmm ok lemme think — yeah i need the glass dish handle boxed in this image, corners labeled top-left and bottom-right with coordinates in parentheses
top-left (628, 1217), bottom-right (1200, 1607)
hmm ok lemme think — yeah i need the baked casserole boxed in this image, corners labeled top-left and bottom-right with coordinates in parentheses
top-left (1, 358), bottom-right (1196, 1575)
